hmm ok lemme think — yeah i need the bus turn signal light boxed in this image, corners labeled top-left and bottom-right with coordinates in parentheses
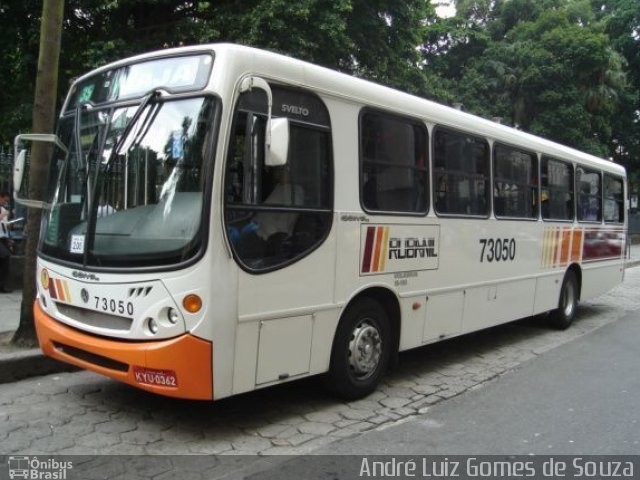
top-left (183, 294), bottom-right (202, 313)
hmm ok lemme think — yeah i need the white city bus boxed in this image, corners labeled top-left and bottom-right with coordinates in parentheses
top-left (14, 44), bottom-right (627, 401)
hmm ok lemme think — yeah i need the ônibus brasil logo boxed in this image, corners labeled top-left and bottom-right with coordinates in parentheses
top-left (8, 456), bottom-right (73, 479)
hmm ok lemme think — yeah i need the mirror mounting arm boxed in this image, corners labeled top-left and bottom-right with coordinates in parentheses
top-left (238, 76), bottom-right (289, 167)
top-left (239, 76), bottom-right (274, 149)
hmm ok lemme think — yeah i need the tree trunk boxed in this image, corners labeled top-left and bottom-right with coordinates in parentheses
top-left (12, 0), bottom-right (65, 347)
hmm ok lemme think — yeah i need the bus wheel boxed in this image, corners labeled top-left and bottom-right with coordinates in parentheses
top-left (549, 270), bottom-right (578, 330)
top-left (326, 298), bottom-right (391, 400)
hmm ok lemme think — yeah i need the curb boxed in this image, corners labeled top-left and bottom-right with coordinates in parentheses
top-left (0, 347), bottom-right (77, 384)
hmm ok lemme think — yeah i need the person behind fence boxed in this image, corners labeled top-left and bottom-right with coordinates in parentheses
top-left (0, 191), bottom-right (13, 293)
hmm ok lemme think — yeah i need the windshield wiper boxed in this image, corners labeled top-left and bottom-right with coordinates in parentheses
top-left (83, 88), bottom-right (162, 267)
top-left (73, 104), bottom-right (91, 221)
top-left (102, 88), bottom-right (161, 167)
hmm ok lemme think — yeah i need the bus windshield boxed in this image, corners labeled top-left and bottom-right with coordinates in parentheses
top-left (42, 96), bottom-right (215, 267)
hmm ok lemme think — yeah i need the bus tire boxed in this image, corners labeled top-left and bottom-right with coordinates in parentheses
top-left (326, 298), bottom-right (391, 400)
top-left (549, 270), bottom-right (578, 330)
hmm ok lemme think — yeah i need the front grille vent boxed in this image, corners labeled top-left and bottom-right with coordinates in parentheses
top-left (128, 286), bottom-right (153, 298)
top-left (56, 303), bottom-right (133, 331)
top-left (53, 341), bottom-right (129, 372)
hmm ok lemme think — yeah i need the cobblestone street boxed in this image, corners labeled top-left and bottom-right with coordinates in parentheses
top-left (1, 268), bottom-right (639, 459)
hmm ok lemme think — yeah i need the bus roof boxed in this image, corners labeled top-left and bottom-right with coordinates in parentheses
top-left (70, 43), bottom-right (625, 177)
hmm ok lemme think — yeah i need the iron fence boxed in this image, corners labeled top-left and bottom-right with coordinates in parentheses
top-left (0, 147), bottom-right (27, 254)
top-left (0, 147), bottom-right (12, 196)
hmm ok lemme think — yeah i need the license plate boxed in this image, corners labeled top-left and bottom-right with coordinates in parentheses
top-left (133, 366), bottom-right (178, 387)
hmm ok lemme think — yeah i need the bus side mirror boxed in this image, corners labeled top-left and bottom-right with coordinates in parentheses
top-left (13, 133), bottom-right (68, 209)
top-left (13, 149), bottom-right (27, 193)
top-left (266, 117), bottom-right (289, 167)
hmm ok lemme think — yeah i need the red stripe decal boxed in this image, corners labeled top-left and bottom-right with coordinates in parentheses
top-left (361, 226), bottom-right (376, 273)
top-left (583, 229), bottom-right (623, 261)
top-left (48, 279), bottom-right (58, 299)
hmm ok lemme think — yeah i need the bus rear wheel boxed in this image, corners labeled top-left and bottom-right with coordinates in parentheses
top-left (549, 270), bottom-right (578, 330)
top-left (326, 298), bottom-right (391, 400)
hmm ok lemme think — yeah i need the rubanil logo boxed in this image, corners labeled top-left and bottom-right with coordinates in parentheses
top-left (360, 224), bottom-right (439, 275)
top-left (389, 237), bottom-right (437, 260)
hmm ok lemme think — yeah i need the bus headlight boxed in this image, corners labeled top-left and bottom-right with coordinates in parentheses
top-left (147, 318), bottom-right (158, 335)
top-left (167, 308), bottom-right (179, 324)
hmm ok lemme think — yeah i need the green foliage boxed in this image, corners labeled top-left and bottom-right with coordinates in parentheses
top-left (2, 0), bottom-right (639, 186)
top-left (591, 0), bottom-right (640, 182)
top-left (0, 0), bottom-right (41, 146)
top-left (445, 0), bottom-right (630, 158)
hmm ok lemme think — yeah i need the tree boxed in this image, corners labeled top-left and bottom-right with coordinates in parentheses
top-left (0, 1), bottom-right (41, 146)
top-left (61, 0), bottom-right (437, 97)
top-left (12, 0), bottom-right (65, 347)
top-left (592, 0), bottom-right (640, 187)
top-left (450, 0), bottom-right (628, 157)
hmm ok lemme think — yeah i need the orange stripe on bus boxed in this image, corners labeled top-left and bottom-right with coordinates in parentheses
top-left (571, 230), bottom-right (583, 262)
top-left (372, 227), bottom-right (385, 272)
top-left (560, 229), bottom-right (571, 266)
top-left (55, 279), bottom-right (66, 302)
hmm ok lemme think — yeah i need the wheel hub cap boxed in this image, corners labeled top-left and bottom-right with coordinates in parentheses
top-left (348, 321), bottom-right (382, 379)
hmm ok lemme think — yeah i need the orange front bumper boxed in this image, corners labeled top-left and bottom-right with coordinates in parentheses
top-left (35, 300), bottom-right (213, 400)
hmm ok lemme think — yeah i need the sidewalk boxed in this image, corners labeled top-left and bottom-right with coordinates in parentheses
top-left (0, 291), bottom-right (76, 383)
top-left (629, 242), bottom-right (640, 264)
top-left (0, 290), bottom-right (21, 332)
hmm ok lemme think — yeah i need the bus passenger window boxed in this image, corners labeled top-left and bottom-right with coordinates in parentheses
top-left (604, 175), bottom-right (624, 224)
top-left (541, 157), bottom-right (574, 221)
top-left (224, 87), bottom-right (333, 272)
top-left (577, 167), bottom-right (602, 222)
top-left (433, 128), bottom-right (489, 216)
top-left (493, 144), bottom-right (538, 219)
top-left (360, 112), bottom-right (428, 214)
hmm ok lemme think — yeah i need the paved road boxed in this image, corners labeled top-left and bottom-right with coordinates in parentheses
top-left (0, 268), bottom-right (638, 469)
top-left (313, 305), bottom-right (640, 456)
top-left (244, 278), bottom-right (640, 479)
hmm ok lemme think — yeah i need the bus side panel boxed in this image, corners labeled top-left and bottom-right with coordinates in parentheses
top-left (533, 272), bottom-right (565, 314)
top-left (580, 262), bottom-right (624, 300)
top-left (232, 321), bottom-right (260, 395)
top-left (461, 278), bottom-right (536, 334)
top-left (255, 315), bottom-right (313, 385)
top-left (309, 309), bottom-right (341, 374)
top-left (422, 291), bottom-right (464, 343)
top-left (399, 296), bottom-right (429, 350)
